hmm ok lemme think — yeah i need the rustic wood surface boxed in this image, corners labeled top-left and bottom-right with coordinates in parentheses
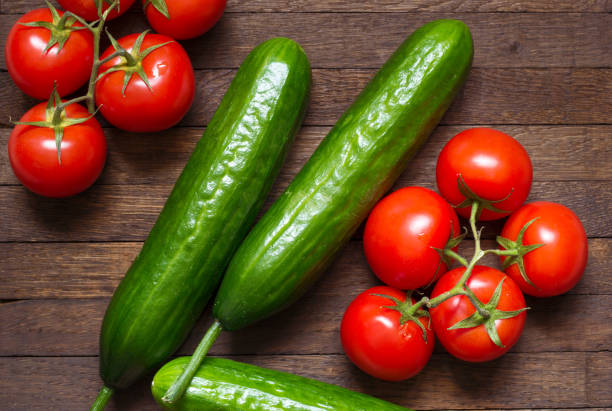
top-left (1, 0), bottom-right (610, 410)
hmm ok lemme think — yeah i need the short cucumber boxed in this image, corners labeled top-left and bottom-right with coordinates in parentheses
top-left (162, 20), bottom-right (473, 405)
top-left (152, 357), bottom-right (410, 410)
top-left (215, 19), bottom-right (473, 330)
top-left (90, 38), bottom-right (311, 409)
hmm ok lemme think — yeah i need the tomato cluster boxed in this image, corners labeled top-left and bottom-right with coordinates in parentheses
top-left (5, 0), bottom-right (226, 197)
top-left (341, 127), bottom-right (588, 381)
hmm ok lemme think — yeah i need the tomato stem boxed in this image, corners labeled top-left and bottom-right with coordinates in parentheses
top-left (66, 0), bottom-right (120, 113)
top-left (411, 200), bottom-right (491, 314)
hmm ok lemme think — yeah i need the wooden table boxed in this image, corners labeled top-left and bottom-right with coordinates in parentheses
top-left (1, 1), bottom-right (610, 410)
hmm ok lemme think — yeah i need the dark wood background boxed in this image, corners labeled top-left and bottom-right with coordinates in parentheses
top-left (1, 1), bottom-right (611, 410)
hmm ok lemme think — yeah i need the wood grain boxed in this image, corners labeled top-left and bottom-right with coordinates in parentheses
top-left (1, 239), bottom-right (610, 299)
top-left (1, 13), bottom-right (611, 70)
top-left (0, 179), bottom-right (609, 242)
top-left (2, 125), bottom-right (610, 186)
top-left (4, 0), bottom-right (612, 13)
top-left (1, 353), bottom-right (610, 410)
top-left (1, 279), bottom-right (610, 357)
top-left (2, 68), bottom-right (611, 128)
top-left (1, 1), bottom-right (610, 409)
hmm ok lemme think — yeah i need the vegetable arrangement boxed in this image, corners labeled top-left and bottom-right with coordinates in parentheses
top-left (5, 0), bottom-right (221, 197)
top-left (4, 0), bottom-right (589, 409)
top-left (343, 126), bottom-right (587, 379)
top-left (92, 37), bottom-right (311, 409)
top-left (159, 18), bottom-right (473, 406)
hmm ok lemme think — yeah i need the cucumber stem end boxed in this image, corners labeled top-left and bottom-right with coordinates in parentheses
top-left (90, 385), bottom-right (114, 411)
top-left (161, 318), bottom-right (223, 405)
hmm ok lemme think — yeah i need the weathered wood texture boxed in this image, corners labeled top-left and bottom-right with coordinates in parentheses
top-left (0, 180), bottom-right (610, 242)
top-left (1, 1), bottom-right (610, 410)
top-left (1, 241), bottom-right (611, 356)
top-left (1, 353), bottom-right (610, 410)
top-left (2, 126), bottom-right (611, 185)
top-left (2, 69), bottom-right (611, 127)
top-left (1, 239), bottom-right (611, 300)
top-left (1, 13), bottom-right (611, 69)
top-left (5, 0), bottom-right (612, 13)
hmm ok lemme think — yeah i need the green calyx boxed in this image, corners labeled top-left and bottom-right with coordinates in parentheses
top-left (496, 217), bottom-right (543, 288)
top-left (449, 278), bottom-right (529, 347)
top-left (434, 224), bottom-right (468, 268)
top-left (144, 0), bottom-right (170, 19)
top-left (20, 0), bottom-right (87, 54)
top-left (455, 174), bottom-right (512, 220)
top-left (97, 30), bottom-right (172, 96)
top-left (371, 292), bottom-right (431, 342)
top-left (14, 87), bottom-right (95, 163)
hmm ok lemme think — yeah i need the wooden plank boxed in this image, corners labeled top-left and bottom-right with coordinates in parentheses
top-left (2, 125), bottom-right (610, 186)
top-left (0, 353), bottom-right (609, 410)
top-left (1, 289), bottom-right (610, 357)
top-left (4, 0), bottom-right (612, 13)
top-left (0, 179), bottom-right (609, 242)
top-left (1, 13), bottom-right (611, 70)
top-left (0, 237), bottom-right (609, 298)
top-left (2, 68), bottom-right (611, 128)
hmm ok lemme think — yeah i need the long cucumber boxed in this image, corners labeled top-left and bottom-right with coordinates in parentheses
top-left (153, 357), bottom-right (409, 410)
top-left (89, 38), bottom-right (311, 410)
top-left (162, 19), bottom-right (473, 404)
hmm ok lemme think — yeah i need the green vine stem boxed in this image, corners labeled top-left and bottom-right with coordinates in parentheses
top-left (17, 1), bottom-right (121, 164)
top-left (389, 193), bottom-right (530, 348)
top-left (67, 1), bottom-right (121, 113)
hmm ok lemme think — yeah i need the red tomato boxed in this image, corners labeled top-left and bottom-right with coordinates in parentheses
top-left (5, 8), bottom-right (94, 100)
top-left (363, 186), bottom-right (461, 290)
top-left (9, 102), bottom-right (106, 198)
top-left (430, 266), bottom-right (526, 362)
top-left (436, 128), bottom-right (533, 221)
top-left (57, 0), bottom-right (137, 21)
top-left (95, 32), bottom-right (195, 132)
top-left (499, 202), bottom-right (588, 297)
top-left (143, 0), bottom-right (226, 40)
top-left (341, 286), bottom-right (434, 381)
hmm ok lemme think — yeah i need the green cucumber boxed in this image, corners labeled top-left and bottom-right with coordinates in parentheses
top-left (152, 357), bottom-right (409, 410)
top-left (163, 19), bottom-right (473, 404)
top-left (90, 38), bottom-right (311, 409)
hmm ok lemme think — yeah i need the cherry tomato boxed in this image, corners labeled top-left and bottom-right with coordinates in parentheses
top-left (57, 0), bottom-right (137, 21)
top-left (95, 32), bottom-right (195, 132)
top-left (436, 128), bottom-right (533, 221)
top-left (430, 266), bottom-right (526, 362)
top-left (363, 186), bottom-right (461, 290)
top-left (499, 202), bottom-right (588, 297)
top-left (143, 0), bottom-right (226, 40)
top-left (8, 102), bottom-right (106, 198)
top-left (5, 8), bottom-right (94, 100)
top-left (341, 286), bottom-right (434, 381)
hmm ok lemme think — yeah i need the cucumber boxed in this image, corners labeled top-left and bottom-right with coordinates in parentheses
top-left (152, 357), bottom-right (410, 410)
top-left (216, 19), bottom-right (473, 329)
top-left (90, 38), bottom-right (311, 410)
top-left (162, 19), bottom-right (473, 404)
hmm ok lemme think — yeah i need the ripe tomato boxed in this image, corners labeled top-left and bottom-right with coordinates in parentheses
top-left (143, 0), bottom-right (226, 40)
top-left (57, 0), bottom-right (137, 21)
top-left (430, 266), bottom-right (526, 362)
top-left (8, 102), bottom-right (106, 198)
top-left (499, 202), bottom-right (588, 297)
top-left (341, 286), bottom-right (434, 381)
top-left (436, 128), bottom-right (532, 221)
top-left (363, 186), bottom-right (461, 290)
top-left (95, 32), bottom-right (195, 132)
top-left (5, 7), bottom-right (94, 100)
